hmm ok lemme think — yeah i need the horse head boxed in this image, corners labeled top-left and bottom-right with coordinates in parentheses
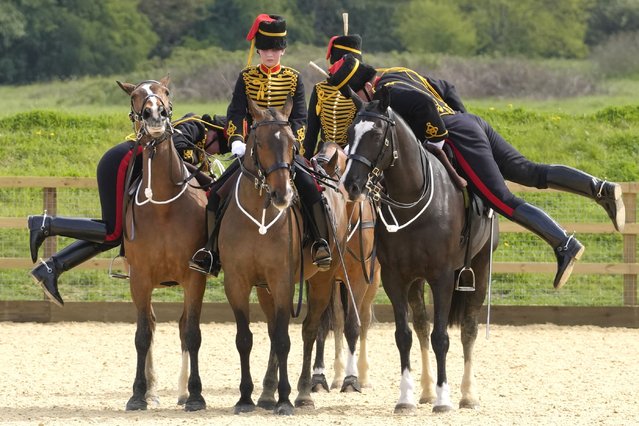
top-left (117, 76), bottom-right (173, 141)
top-left (342, 86), bottom-right (396, 202)
top-left (245, 96), bottom-right (296, 210)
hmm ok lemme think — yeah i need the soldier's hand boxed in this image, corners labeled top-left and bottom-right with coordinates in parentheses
top-left (231, 140), bottom-right (246, 157)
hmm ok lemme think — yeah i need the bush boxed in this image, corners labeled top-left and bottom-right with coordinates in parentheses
top-left (590, 31), bottom-right (639, 78)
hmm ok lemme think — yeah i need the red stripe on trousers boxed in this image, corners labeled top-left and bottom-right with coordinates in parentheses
top-left (105, 146), bottom-right (142, 241)
top-left (446, 140), bottom-right (514, 217)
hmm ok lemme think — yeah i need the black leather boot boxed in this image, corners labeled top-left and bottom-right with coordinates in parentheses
top-left (310, 200), bottom-right (332, 271)
top-left (30, 240), bottom-right (110, 307)
top-left (512, 203), bottom-right (585, 289)
top-left (28, 214), bottom-right (107, 263)
top-left (189, 208), bottom-right (221, 276)
top-left (546, 165), bottom-right (625, 232)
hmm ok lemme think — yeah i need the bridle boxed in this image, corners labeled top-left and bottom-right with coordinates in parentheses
top-left (236, 118), bottom-right (296, 235)
top-left (128, 80), bottom-right (174, 143)
top-left (347, 107), bottom-right (435, 232)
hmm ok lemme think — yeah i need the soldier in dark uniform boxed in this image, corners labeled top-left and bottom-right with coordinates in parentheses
top-left (27, 114), bottom-right (226, 306)
top-left (328, 54), bottom-right (625, 289)
top-left (189, 14), bottom-right (333, 276)
top-left (303, 34), bottom-right (363, 159)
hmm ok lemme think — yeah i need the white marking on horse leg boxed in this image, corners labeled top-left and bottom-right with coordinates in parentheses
top-left (420, 344), bottom-right (436, 402)
top-left (397, 368), bottom-right (416, 407)
top-left (435, 382), bottom-right (453, 409)
top-left (312, 366), bottom-right (325, 376)
top-left (177, 351), bottom-right (189, 403)
top-left (144, 346), bottom-right (160, 407)
top-left (460, 358), bottom-right (478, 405)
top-left (345, 349), bottom-right (359, 377)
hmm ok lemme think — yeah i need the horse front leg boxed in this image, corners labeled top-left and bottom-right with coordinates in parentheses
top-left (272, 305), bottom-right (293, 415)
top-left (331, 283), bottom-right (346, 389)
top-left (341, 291), bottom-right (362, 393)
top-left (407, 280), bottom-right (436, 404)
top-left (256, 287), bottom-right (278, 411)
top-left (429, 272), bottom-right (455, 413)
top-left (296, 276), bottom-right (333, 408)
top-left (178, 282), bottom-right (206, 411)
top-left (126, 295), bottom-right (155, 411)
top-left (310, 303), bottom-right (331, 393)
top-left (357, 274), bottom-right (379, 389)
top-left (384, 275), bottom-right (416, 414)
top-left (226, 281), bottom-right (255, 414)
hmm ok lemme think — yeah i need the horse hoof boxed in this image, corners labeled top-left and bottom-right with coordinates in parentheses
top-left (294, 397), bottom-right (315, 409)
top-left (234, 401), bottom-right (256, 414)
top-left (274, 401), bottom-right (294, 416)
top-left (432, 404), bottom-right (454, 413)
top-left (257, 397), bottom-right (276, 410)
top-left (126, 397), bottom-right (147, 411)
top-left (185, 395), bottom-right (206, 411)
top-left (177, 395), bottom-right (188, 406)
top-left (311, 374), bottom-right (329, 393)
top-left (146, 396), bottom-right (160, 408)
top-left (330, 379), bottom-right (342, 390)
top-left (340, 375), bottom-right (362, 393)
top-left (393, 403), bottom-right (416, 414)
top-left (459, 398), bottom-right (480, 410)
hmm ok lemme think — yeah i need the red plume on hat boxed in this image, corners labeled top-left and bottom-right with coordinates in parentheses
top-left (246, 14), bottom-right (275, 41)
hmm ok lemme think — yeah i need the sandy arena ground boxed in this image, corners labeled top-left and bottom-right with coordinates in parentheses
top-left (1, 319), bottom-right (638, 425)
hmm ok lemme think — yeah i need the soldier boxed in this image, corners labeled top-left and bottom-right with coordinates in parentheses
top-left (189, 14), bottom-right (333, 276)
top-left (27, 113), bottom-right (225, 306)
top-left (328, 54), bottom-right (625, 289)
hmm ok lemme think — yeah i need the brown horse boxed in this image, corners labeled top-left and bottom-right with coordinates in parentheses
top-left (218, 97), bottom-right (348, 415)
top-left (116, 77), bottom-right (208, 411)
top-left (309, 142), bottom-right (381, 393)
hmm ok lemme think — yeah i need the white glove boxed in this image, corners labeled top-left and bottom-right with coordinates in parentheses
top-left (231, 140), bottom-right (246, 157)
top-left (428, 140), bottom-right (445, 150)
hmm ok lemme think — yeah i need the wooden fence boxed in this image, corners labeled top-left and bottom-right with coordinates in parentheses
top-left (1, 177), bottom-right (637, 306)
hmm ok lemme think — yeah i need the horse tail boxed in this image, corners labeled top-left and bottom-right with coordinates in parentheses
top-left (448, 288), bottom-right (468, 328)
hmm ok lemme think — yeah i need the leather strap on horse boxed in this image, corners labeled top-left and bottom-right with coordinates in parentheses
top-left (425, 144), bottom-right (467, 189)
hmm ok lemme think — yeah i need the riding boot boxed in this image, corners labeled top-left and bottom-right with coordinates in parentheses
top-left (189, 207), bottom-right (221, 276)
top-left (30, 240), bottom-right (110, 307)
top-left (310, 200), bottom-right (332, 271)
top-left (512, 203), bottom-right (585, 289)
top-left (546, 165), bottom-right (625, 232)
top-left (28, 215), bottom-right (107, 263)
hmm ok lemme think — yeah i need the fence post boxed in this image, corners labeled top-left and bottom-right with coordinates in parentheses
top-left (623, 192), bottom-right (637, 306)
top-left (42, 187), bottom-right (57, 260)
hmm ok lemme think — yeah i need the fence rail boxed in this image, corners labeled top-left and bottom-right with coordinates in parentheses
top-left (1, 177), bottom-right (637, 306)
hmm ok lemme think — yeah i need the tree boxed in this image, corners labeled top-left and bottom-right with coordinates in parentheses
top-left (394, 0), bottom-right (477, 55)
top-left (586, 0), bottom-right (639, 46)
top-left (0, 0), bottom-right (158, 84)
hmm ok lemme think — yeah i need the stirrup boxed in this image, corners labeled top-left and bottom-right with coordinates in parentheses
top-left (108, 255), bottom-right (129, 280)
top-left (189, 248), bottom-right (214, 275)
top-left (455, 266), bottom-right (476, 292)
top-left (311, 239), bottom-right (332, 271)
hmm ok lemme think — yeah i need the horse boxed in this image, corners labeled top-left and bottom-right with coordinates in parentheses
top-left (116, 76), bottom-right (208, 411)
top-left (218, 96), bottom-right (349, 415)
top-left (309, 142), bottom-right (381, 393)
top-left (341, 87), bottom-right (498, 413)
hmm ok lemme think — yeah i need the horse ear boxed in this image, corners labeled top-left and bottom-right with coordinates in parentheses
top-left (248, 97), bottom-right (266, 122)
top-left (347, 87), bottom-right (363, 111)
top-left (117, 81), bottom-right (135, 95)
top-left (160, 75), bottom-right (170, 88)
top-left (327, 148), bottom-right (339, 171)
top-left (378, 85), bottom-right (391, 112)
top-left (281, 94), bottom-right (293, 119)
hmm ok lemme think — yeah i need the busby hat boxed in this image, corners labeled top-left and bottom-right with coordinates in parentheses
top-left (327, 54), bottom-right (376, 94)
top-left (326, 34), bottom-right (362, 64)
top-left (247, 14), bottom-right (287, 50)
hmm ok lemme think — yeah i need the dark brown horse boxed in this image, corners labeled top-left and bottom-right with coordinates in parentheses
top-left (117, 77), bottom-right (208, 411)
top-left (309, 142), bottom-right (381, 393)
top-left (342, 88), bottom-right (498, 413)
top-left (218, 97), bottom-right (348, 415)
